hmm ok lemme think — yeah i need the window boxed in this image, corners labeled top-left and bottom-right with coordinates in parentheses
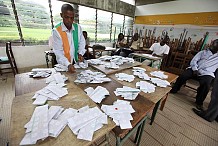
top-left (124, 16), bottom-right (133, 36)
top-left (112, 13), bottom-right (124, 42)
top-left (15, 0), bottom-right (51, 45)
top-left (0, 0), bottom-right (20, 43)
top-left (97, 10), bottom-right (111, 43)
top-left (79, 5), bottom-right (96, 42)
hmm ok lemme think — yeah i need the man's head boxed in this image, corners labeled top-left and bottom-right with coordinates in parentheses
top-left (118, 33), bottom-right (124, 40)
top-left (211, 39), bottom-right (218, 53)
top-left (132, 33), bottom-right (139, 41)
top-left (83, 31), bottom-right (88, 39)
top-left (60, 4), bottom-right (74, 30)
top-left (160, 35), bottom-right (170, 46)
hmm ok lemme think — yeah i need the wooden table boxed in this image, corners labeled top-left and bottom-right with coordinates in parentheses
top-left (89, 61), bottom-right (142, 75)
top-left (12, 74), bottom-right (116, 146)
top-left (108, 65), bottom-right (178, 125)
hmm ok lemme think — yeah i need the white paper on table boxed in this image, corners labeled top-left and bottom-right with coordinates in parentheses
top-left (136, 81), bottom-right (156, 93)
top-left (132, 67), bottom-right (146, 71)
top-left (115, 73), bottom-right (135, 82)
top-left (32, 95), bottom-right (48, 105)
top-left (87, 59), bottom-right (103, 65)
top-left (119, 120), bottom-right (132, 129)
top-left (150, 71), bottom-right (168, 79)
top-left (150, 77), bottom-right (170, 87)
top-left (45, 85), bottom-right (68, 98)
top-left (105, 62), bottom-right (119, 69)
top-left (54, 64), bottom-right (68, 72)
top-left (87, 86), bottom-right (109, 103)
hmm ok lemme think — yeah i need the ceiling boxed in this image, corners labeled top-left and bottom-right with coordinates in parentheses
top-left (135, 0), bottom-right (176, 6)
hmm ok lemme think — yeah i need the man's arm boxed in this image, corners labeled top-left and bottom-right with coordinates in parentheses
top-left (190, 51), bottom-right (203, 71)
top-left (78, 25), bottom-right (86, 62)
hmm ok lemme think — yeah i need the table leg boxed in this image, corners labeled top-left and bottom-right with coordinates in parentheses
top-left (134, 119), bottom-right (146, 146)
top-left (150, 100), bottom-right (161, 125)
top-left (160, 93), bottom-right (169, 111)
top-left (116, 137), bottom-right (121, 146)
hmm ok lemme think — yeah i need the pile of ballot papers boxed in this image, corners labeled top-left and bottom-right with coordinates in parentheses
top-left (85, 86), bottom-right (109, 103)
top-left (32, 84), bottom-right (68, 105)
top-left (54, 64), bottom-right (68, 72)
top-left (74, 70), bottom-right (111, 83)
top-left (143, 54), bottom-right (159, 59)
top-left (68, 106), bottom-right (108, 141)
top-left (87, 59), bottom-right (104, 65)
top-left (150, 77), bottom-right (170, 87)
top-left (132, 67), bottom-right (150, 80)
top-left (29, 68), bottom-right (55, 78)
top-left (136, 81), bottom-right (156, 93)
top-left (46, 72), bottom-right (68, 84)
top-left (101, 100), bottom-right (135, 129)
top-left (105, 62), bottom-right (119, 69)
top-left (74, 61), bottom-right (88, 69)
top-left (150, 71), bottom-right (168, 79)
top-left (114, 86), bottom-right (140, 100)
top-left (20, 105), bottom-right (107, 144)
top-left (115, 73), bottom-right (135, 82)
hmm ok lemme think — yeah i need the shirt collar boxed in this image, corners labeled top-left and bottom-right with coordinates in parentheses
top-left (61, 22), bottom-right (75, 32)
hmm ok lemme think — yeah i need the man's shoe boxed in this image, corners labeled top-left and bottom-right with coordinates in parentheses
top-left (192, 108), bottom-right (211, 122)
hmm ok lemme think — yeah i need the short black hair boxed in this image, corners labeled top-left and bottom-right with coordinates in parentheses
top-left (83, 31), bottom-right (87, 34)
top-left (61, 4), bottom-right (74, 13)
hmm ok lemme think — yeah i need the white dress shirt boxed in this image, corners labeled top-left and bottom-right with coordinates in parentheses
top-left (149, 43), bottom-right (170, 57)
top-left (52, 22), bottom-right (86, 67)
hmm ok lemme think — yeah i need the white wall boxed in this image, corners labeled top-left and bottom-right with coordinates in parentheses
top-left (0, 45), bottom-right (51, 69)
top-left (135, 0), bottom-right (218, 16)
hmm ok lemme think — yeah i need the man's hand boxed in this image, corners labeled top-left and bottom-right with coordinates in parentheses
top-left (78, 54), bottom-right (84, 62)
top-left (193, 70), bottom-right (199, 76)
top-left (68, 64), bottom-right (75, 73)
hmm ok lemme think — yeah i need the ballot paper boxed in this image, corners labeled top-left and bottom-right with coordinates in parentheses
top-left (30, 68), bottom-right (55, 78)
top-left (74, 60), bottom-right (88, 69)
top-left (54, 64), bottom-right (68, 72)
top-left (101, 100), bottom-right (135, 129)
top-left (132, 67), bottom-right (150, 80)
top-left (68, 106), bottom-right (107, 141)
top-left (150, 71), bottom-right (168, 79)
top-left (46, 72), bottom-right (68, 84)
top-left (105, 62), bottom-right (119, 69)
top-left (87, 59), bottom-right (104, 65)
top-left (114, 86), bottom-right (140, 100)
top-left (150, 77), bottom-right (170, 87)
top-left (99, 55), bottom-right (112, 61)
top-left (74, 70), bottom-right (111, 83)
top-left (136, 81), bottom-right (156, 93)
top-left (143, 54), bottom-right (159, 59)
top-left (85, 86), bottom-right (109, 103)
top-left (115, 73), bottom-right (135, 82)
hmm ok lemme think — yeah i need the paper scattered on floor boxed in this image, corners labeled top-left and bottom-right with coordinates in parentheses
top-left (74, 70), bottom-right (111, 83)
top-left (114, 86), bottom-right (140, 100)
top-left (74, 60), bottom-right (88, 69)
top-left (132, 67), bottom-right (150, 80)
top-left (150, 71), bottom-right (168, 79)
top-left (54, 64), bottom-right (68, 72)
top-left (115, 73), bottom-right (135, 82)
top-left (136, 81), bottom-right (156, 93)
top-left (30, 68), bottom-right (55, 78)
top-left (85, 86), bottom-right (109, 103)
top-left (150, 77), bottom-right (170, 87)
top-left (101, 100), bottom-right (135, 129)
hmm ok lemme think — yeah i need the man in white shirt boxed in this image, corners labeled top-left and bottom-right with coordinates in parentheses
top-left (52, 4), bottom-right (86, 73)
top-left (142, 36), bottom-right (170, 68)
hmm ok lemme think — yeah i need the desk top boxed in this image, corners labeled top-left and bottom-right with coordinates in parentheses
top-left (11, 86), bottom-right (115, 146)
top-left (132, 53), bottom-right (162, 61)
top-left (89, 61), bottom-right (142, 75)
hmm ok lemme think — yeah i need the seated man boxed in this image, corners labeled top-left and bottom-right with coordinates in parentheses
top-left (171, 39), bottom-right (218, 110)
top-left (193, 69), bottom-right (218, 122)
top-left (83, 31), bottom-right (94, 59)
top-left (142, 35), bottom-right (170, 69)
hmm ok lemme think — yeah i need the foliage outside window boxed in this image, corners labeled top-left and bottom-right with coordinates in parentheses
top-left (15, 0), bottom-right (51, 45)
top-left (0, 0), bottom-right (20, 43)
top-left (112, 13), bottom-right (124, 43)
top-left (79, 5), bottom-right (96, 42)
top-left (97, 10), bottom-right (111, 43)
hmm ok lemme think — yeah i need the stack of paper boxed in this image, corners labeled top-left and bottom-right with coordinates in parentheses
top-left (85, 86), bottom-right (109, 103)
top-left (74, 60), bottom-right (88, 69)
top-left (143, 54), bottom-right (159, 59)
top-left (54, 64), bottom-right (68, 72)
top-left (101, 100), bottom-right (135, 129)
top-left (115, 73), bottom-right (135, 82)
top-left (150, 71), bottom-right (168, 79)
top-left (68, 106), bottom-right (108, 141)
top-left (30, 68), bottom-right (55, 78)
top-left (150, 77), bottom-right (170, 87)
top-left (105, 62), bottom-right (119, 69)
top-left (87, 59), bottom-right (104, 65)
top-left (32, 84), bottom-right (68, 105)
top-left (99, 55), bottom-right (112, 61)
top-left (46, 72), bottom-right (68, 84)
top-left (74, 70), bottom-right (111, 83)
top-left (132, 67), bottom-right (150, 80)
top-left (136, 81), bottom-right (156, 93)
top-left (114, 86), bottom-right (140, 100)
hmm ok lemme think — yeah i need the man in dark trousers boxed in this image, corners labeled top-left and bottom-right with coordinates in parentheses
top-left (170, 39), bottom-right (218, 110)
top-left (192, 70), bottom-right (218, 122)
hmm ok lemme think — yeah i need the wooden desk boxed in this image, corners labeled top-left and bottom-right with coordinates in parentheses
top-left (12, 75), bottom-right (115, 146)
top-left (108, 65), bottom-right (178, 125)
top-left (89, 61), bottom-right (142, 75)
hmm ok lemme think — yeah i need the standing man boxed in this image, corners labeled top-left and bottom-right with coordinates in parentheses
top-left (52, 4), bottom-right (86, 73)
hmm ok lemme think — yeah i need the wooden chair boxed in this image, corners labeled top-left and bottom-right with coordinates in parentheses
top-left (0, 42), bottom-right (18, 76)
top-left (92, 44), bottom-right (106, 59)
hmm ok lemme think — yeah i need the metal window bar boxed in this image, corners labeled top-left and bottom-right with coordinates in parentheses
top-left (109, 12), bottom-right (113, 42)
top-left (48, 0), bottom-right (54, 29)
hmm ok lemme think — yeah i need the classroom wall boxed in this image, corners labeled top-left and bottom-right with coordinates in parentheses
top-left (134, 0), bottom-right (218, 43)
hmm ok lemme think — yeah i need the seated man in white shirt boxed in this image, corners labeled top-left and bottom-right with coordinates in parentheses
top-left (142, 36), bottom-right (170, 68)
top-left (52, 4), bottom-right (86, 73)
